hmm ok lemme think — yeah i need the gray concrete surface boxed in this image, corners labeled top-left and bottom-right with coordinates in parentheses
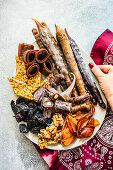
top-left (0, 0), bottom-right (113, 170)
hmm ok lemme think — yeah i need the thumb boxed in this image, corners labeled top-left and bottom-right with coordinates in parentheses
top-left (89, 62), bottom-right (104, 79)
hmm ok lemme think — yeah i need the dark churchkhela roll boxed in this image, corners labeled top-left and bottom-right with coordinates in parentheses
top-left (26, 63), bottom-right (40, 77)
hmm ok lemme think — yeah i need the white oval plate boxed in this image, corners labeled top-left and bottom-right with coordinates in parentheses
top-left (12, 41), bottom-right (106, 150)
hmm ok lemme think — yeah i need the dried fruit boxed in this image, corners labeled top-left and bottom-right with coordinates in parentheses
top-left (16, 103), bottom-right (29, 115)
top-left (46, 118), bottom-right (52, 127)
top-left (19, 124), bottom-right (28, 133)
top-left (11, 97), bottom-right (51, 134)
top-left (14, 113), bottom-right (24, 122)
top-left (11, 100), bottom-right (20, 115)
top-left (28, 101), bottom-right (37, 113)
top-left (16, 97), bottom-right (26, 105)
top-left (36, 114), bottom-right (47, 124)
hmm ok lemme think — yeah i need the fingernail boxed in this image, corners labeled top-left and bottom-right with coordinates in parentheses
top-left (89, 62), bottom-right (94, 69)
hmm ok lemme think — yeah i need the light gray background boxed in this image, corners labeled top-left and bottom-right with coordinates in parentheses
top-left (0, 0), bottom-right (113, 170)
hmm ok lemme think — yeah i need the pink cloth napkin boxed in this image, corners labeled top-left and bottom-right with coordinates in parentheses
top-left (34, 29), bottom-right (113, 170)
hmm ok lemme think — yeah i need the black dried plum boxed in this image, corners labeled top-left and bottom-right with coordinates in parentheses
top-left (37, 115), bottom-right (47, 124)
top-left (28, 101), bottom-right (37, 113)
top-left (11, 100), bottom-right (20, 115)
top-left (19, 124), bottom-right (28, 133)
top-left (28, 108), bottom-right (34, 119)
top-left (14, 113), bottom-right (24, 122)
top-left (31, 127), bottom-right (40, 134)
top-left (16, 103), bottom-right (29, 115)
top-left (38, 124), bottom-right (46, 130)
top-left (10, 98), bottom-right (48, 134)
top-left (23, 115), bottom-right (30, 122)
top-left (27, 120), bottom-right (38, 130)
top-left (37, 104), bottom-right (44, 112)
top-left (33, 111), bottom-right (41, 120)
top-left (46, 118), bottom-right (52, 127)
top-left (16, 97), bottom-right (26, 105)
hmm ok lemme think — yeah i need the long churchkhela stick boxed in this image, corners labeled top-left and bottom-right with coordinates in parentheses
top-left (32, 28), bottom-right (45, 49)
top-left (55, 25), bottom-right (87, 96)
top-left (41, 22), bottom-right (74, 84)
top-left (55, 25), bottom-right (91, 110)
top-left (33, 19), bottom-right (77, 96)
top-left (32, 27), bottom-right (64, 92)
top-left (41, 22), bottom-right (67, 91)
top-left (65, 29), bottom-right (106, 109)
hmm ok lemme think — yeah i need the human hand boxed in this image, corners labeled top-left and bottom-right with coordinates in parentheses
top-left (89, 62), bottom-right (113, 110)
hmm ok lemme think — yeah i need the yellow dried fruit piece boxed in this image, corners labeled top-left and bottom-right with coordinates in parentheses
top-left (8, 77), bottom-right (33, 100)
top-left (16, 56), bottom-right (24, 71)
top-left (27, 71), bottom-right (42, 93)
top-left (14, 62), bottom-right (28, 83)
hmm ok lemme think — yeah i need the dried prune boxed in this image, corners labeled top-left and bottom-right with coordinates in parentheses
top-left (37, 114), bottom-right (47, 124)
top-left (14, 113), bottom-right (24, 122)
top-left (28, 108), bottom-right (34, 119)
top-left (23, 115), bottom-right (29, 122)
top-left (33, 111), bottom-right (41, 120)
top-left (37, 104), bottom-right (44, 112)
top-left (11, 100), bottom-right (20, 115)
top-left (11, 97), bottom-right (49, 134)
top-left (38, 124), bottom-right (46, 130)
top-left (16, 97), bottom-right (26, 104)
top-left (27, 120), bottom-right (38, 130)
top-left (16, 103), bottom-right (29, 115)
top-left (46, 118), bottom-right (52, 127)
top-left (19, 124), bottom-right (28, 133)
top-left (31, 127), bottom-right (40, 134)
top-left (28, 101), bottom-right (37, 113)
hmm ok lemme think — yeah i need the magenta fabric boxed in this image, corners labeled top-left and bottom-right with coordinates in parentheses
top-left (34, 29), bottom-right (113, 170)
top-left (90, 29), bottom-right (113, 65)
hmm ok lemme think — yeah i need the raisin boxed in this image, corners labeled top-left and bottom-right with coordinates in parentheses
top-left (28, 108), bottom-right (34, 119)
top-left (28, 101), bottom-right (37, 113)
top-left (46, 118), bottom-right (52, 127)
top-left (11, 100), bottom-right (20, 115)
top-left (19, 124), bottom-right (28, 133)
top-left (27, 120), bottom-right (37, 130)
top-left (33, 111), bottom-right (41, 121)
top-left (23, 115), bottom-right (30, 122)
top-left (14, 113), bottom-right (24, 122)
top-left (16, 97), bottom-right (26, 104)
top-left (31, 127), bottom-right (40, 134)
top-left (37, 104), bottom-right (44, 112)
top-left (37, 116), bottom-right (47, 124)
top-left (16, 103), bottom-right (29, 115)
